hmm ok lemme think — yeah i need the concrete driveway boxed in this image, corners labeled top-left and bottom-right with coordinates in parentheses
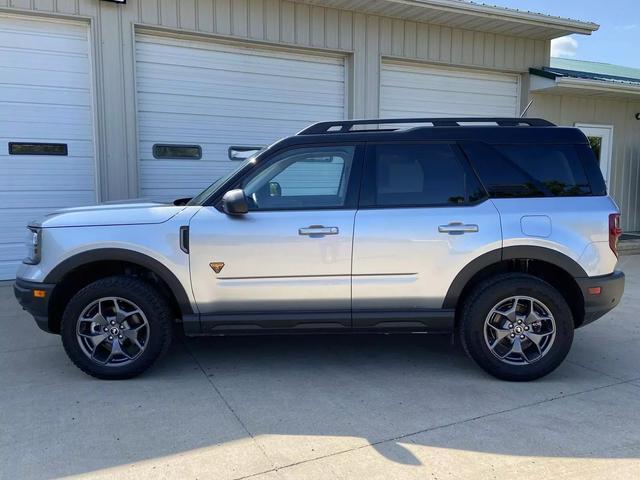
top-left (2, 257), bottom-right (640, 480)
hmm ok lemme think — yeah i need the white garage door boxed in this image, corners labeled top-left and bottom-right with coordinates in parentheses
top-left (381, 61), bottom-right (520, 119)
top-left (135, 34), bottom-right (346, 201)
top-left (0, 15), bottom-right (96, 280)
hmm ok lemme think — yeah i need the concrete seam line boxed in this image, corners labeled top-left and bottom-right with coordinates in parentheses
top-left (232, 378), bottom-right (638, 480)
top-left (565, 359), bottom-right (628, 382)
top-left (179, 338), bottom-right (278, 472)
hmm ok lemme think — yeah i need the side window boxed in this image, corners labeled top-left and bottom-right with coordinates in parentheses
top-left (496, 145), bottom-right (591, 196)
top-left (361, 143), bottom-right (478, 207)
top-left (463, 142), bottom-right (594, 198)
top-left (242, 146), bottom-right (356, 210)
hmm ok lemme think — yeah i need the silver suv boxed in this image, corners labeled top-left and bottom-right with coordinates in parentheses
top-left (14, 118), bottom-right (625, 381)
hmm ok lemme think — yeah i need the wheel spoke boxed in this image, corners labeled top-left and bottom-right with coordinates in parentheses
top-left (525, 331), bottom-right (553, 347)
top-left (89, 312), bottom-right (108, 326)
top-left (87, 332), bottom-right (109, 349)
top-left (106, 338), bottom-right (130, 363)
top-left (488, 326), bottom-right (512, 350)
top-left (500, 337), bottom-right (530, 363)
top-left (122, 328), bottom-right (144, 351)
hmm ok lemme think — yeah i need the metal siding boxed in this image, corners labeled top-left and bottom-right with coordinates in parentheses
top-left (529, 93), bottom-right (640, 231)
top-left (380, 61), bottom-right (520, 118)
top-left (135, 34), bottom-right (345, 200)
top-left (0, 14), bottom-right (96, 279)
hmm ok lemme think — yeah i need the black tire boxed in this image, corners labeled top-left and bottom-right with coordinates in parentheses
top-left (459, 273), bottom-right (574, 381)
top-left (61, 276), bottom-right (173, 379)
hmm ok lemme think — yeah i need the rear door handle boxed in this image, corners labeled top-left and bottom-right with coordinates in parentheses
top-left (438, 223), bottom-right (479, 234)
top-left (299, 226), bottom-right (339, 236)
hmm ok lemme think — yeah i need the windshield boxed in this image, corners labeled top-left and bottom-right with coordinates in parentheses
top-left (187, 157), bottom-right (256, 206)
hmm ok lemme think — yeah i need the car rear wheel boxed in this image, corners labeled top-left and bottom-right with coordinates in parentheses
top-left (459, 273), bottom-right (574, 381)
top-left (61, 276), bottom-right (173, 379)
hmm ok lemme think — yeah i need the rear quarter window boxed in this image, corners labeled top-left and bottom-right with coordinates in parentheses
top-left (462, 142), bottom-right (605, 198)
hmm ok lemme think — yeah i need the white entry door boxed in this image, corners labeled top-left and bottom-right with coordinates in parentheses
top-left (576, 124), bottom-right (613, 187)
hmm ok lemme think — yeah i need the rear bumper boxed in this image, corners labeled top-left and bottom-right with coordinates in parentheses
top-left (576, 270), bottom-right (625, 327)
top-left (13, 278), bottom-right (56, 333)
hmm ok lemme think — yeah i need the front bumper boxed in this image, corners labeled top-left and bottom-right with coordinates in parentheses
top-left (14, 278), bottom-right (56, 333)
top-left (576, 270), bottom-right (625, 327)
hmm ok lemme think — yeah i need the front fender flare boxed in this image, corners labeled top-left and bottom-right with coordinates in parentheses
top-left (44, 248), bottom-right (194, 315)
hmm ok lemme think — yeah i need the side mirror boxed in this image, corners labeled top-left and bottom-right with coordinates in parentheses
top-left (222, 189), bottom-right (249, 215)
top-left (269, 181), bottom-right (282, 197)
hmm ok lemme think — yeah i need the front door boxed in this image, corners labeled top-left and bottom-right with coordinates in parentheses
top-left (189, 144), bottom-right (362, 332)
top-left (576, 124), bottom-right (613, 187)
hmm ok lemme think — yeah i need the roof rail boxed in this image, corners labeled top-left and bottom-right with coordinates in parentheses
top-left (298, 117), bottom-right (556, 135)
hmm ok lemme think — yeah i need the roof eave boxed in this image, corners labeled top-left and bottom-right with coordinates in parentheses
top-left (300, 1), bottom-right (599, 39)
top-left (530, 71), bottom-right (640, 99)
top-left (397, 0), bottom-right (600, 35)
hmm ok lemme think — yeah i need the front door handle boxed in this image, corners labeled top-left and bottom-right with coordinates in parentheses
top-left (299, 225), bottom-right (339, 236)
top-left (438, 222), bottom-right (479, 235)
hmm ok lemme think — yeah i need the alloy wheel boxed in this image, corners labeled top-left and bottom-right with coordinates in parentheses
top-left (76, 297), bottom-right (150, 367)
top-left (483, 296), bottom-right (556, 365)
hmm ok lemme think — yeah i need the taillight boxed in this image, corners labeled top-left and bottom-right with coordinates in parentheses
top-left (609, 213), bottom-right (622, 257)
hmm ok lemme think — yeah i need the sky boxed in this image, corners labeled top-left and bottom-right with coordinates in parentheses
top-left (484, 0), bottom-right (640, 69)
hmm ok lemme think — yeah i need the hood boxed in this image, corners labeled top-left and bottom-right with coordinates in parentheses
top-left (31, 200), bottom-right (188, 228)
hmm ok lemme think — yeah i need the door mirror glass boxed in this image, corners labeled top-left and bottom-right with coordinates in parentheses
top-left (268, 181), bottom-right (282, 197)
top-left (222, 189), bottom-right (249, 215)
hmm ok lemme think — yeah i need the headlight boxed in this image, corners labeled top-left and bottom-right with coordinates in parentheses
top-left (24, 227), bottom-right (41, 265)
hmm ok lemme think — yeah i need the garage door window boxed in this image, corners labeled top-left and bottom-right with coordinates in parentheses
top-left (152, 144), bottom-right (202, 160)
top-left (242, 146), bottom-right (356, 210)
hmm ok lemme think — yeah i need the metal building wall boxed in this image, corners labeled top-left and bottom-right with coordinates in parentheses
top-left (0, 0), bottom-right (549, 202)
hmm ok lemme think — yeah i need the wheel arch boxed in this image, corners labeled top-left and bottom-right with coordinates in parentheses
top-left (445, 246), bottom-right (587, 327)
top-left (44, 248), bottom-right (194, 333)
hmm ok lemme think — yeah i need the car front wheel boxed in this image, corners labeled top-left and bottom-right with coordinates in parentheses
top-left (61, 276), bottom-right (173, 379)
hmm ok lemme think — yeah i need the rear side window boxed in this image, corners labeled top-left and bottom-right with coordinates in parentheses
top-left (462, 142), bottom-right (601, 198)
top-left (360, 143), bottom-right (485, 207)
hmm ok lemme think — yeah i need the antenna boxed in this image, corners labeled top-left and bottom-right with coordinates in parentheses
top-left (520, 99), bottom-right (534, 118)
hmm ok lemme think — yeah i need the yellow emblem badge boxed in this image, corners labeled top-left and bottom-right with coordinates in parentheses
top-left (209, 262), bottom-right (225, 274)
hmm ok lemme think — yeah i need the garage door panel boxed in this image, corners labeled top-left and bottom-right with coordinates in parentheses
top-left (382, 87), bottom-right (520, 109)
top-left (0, 190), bottom-right (95, 209)
top-left (0, 85), bottom-right (91, 106)
top-left (0, 14), bottom-right (96, 279)
top-left (137, 40), bottom-right (344, 82)
top-left (0, 49), bottom-right (90, 73)
top-left (137, 100), bottom-right (343, 125)
top-left (0, 28), bottom-right (87, 54)
top-left (380, 62), bottom-right (519, 119)
top-left (137, 76), bottom-right (344, 104)
top-left (2, 67), bottom-right (90, 90)
top-left (136, 34), bottom-right (345, 201)
top-left (0, 104), bottom-right (92, 126)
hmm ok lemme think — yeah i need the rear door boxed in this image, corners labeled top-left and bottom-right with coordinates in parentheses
top-left (351, 142), bottom-right (502, 330)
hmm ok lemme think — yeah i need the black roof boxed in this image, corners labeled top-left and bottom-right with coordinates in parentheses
top-left (273, 117), bottom-right (588, 149)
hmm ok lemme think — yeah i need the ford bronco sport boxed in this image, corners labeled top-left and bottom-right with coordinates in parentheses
top-left (14, 118), bottom-right (625, 381)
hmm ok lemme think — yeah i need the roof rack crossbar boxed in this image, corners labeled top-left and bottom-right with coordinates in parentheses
top-left (298, 117), bottom-right (555, 135)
